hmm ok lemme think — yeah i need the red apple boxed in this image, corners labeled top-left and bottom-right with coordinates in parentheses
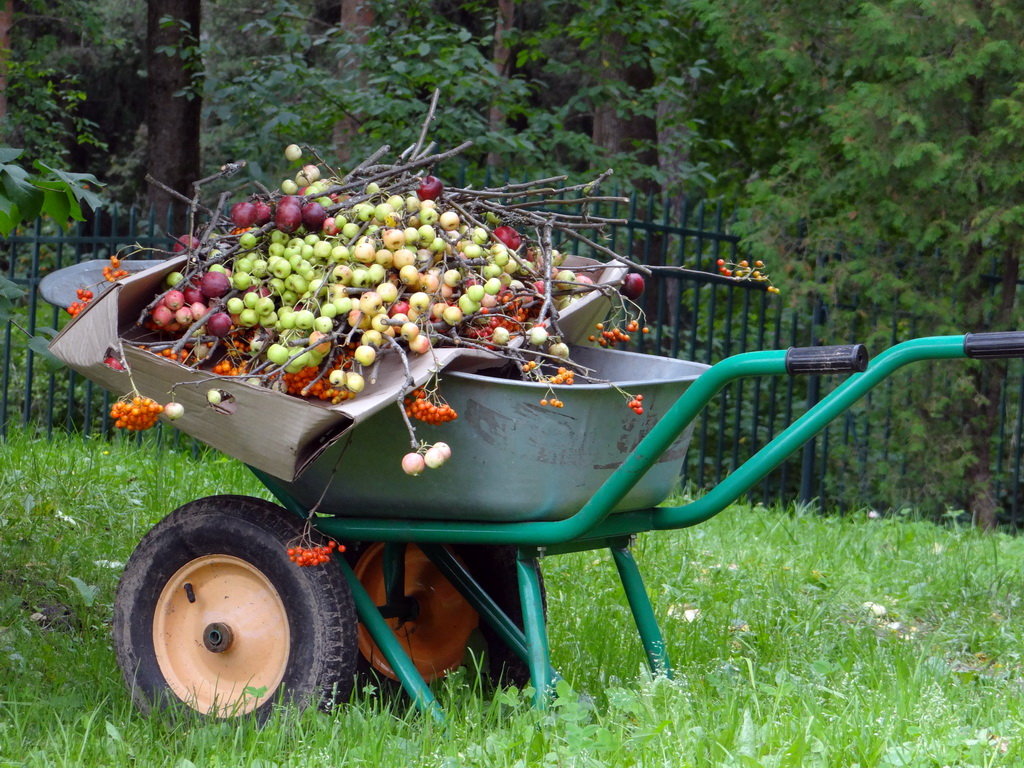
top-left (206, 312), bottom-right (233, 337)
top-left (200, 271), bottom-right (231, 299)
top-left (301, 201), bottom-right (327, 232)
top-left (252, 200), bottom-right (272, 225)
top-left (275, 202), bottom-right (303, 233)
top-left (493, 226), bottom-right (522, 251)
top-left (621, 273), bottom-right (645, 300)
top-left (416, 175), bottom-right (443, 201)
top-left (230, 201), bottom-right (258, 228)
top-left (172, 234), bottom-right (200, 253)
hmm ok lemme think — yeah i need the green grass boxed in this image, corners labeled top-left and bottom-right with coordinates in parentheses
top-left (3, 430), bottom-right (1024, 767)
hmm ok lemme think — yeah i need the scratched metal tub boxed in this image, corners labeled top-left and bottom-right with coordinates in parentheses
top-left (278, 345), bottom-right (710, 522)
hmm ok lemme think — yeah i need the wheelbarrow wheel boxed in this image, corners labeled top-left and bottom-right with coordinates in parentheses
top-left (113, 495), bottom-right (358, 721)
top-left (350, 543), bottom-right (542, 690)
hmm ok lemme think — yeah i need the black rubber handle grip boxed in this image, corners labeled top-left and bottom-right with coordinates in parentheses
top-left (964, 332), bottom-right (1024, 359)
top-left (785, 344), bottom-right (869, 375)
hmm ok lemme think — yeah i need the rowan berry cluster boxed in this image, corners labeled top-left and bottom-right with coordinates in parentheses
top-left (404, 388), bottom-right (458, 424)
top-left (287, 539), bottom-right (344, 567)
top-left (156, 347), bottom-right (190, 362)
top-left (110, 395), bottom-right (164, 430)
top-left (548, 367), bottom-right (575, 385)
top-left (587, 322), bottom-right (649, 347)
top-left (715, 258), bottom-right (780, 294)
top-left (626, 393), bottom-right (645, 415)
top-left (103, 256), bottom-right (129, 282)
top-left (539, 396), bottom-right (565, 408)
top-left (66, 288), bottom-right (94, 317)
top-left (212, 359), bottom-right (247, 376)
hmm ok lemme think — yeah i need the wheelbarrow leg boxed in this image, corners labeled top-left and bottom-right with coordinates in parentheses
top-left (516, 547), bottom-right (554, 708)
top-left (336, 556), bottom-right (445, 722)
top-left (418, 543), bottom-right (559, 686)
top-left (611, 542), bottom-right (673, 679)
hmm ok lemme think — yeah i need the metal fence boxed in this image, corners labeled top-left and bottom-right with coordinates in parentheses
top-left (3, 201), bottom-right (1024, 521)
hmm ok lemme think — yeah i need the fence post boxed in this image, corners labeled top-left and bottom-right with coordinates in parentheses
top-left (799, 251), bottom-right (827, 505)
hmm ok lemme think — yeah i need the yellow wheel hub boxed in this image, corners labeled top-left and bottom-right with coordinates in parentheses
top-left (152, 554), bottom-right (290, 716)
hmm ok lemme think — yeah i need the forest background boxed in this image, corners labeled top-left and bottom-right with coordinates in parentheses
top-left (3, 0), bottom-right (1024, 527)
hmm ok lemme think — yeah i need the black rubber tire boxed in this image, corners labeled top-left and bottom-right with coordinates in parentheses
top-left (348, 543), bottom-right (544, 691)
top-left (113, 495), bottom-right (358, 721)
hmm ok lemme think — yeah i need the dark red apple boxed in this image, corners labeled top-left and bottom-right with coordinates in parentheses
top-left (416, 175), bottom-right (443, 201)
top-left (301, 201), bottom-right (327, 232)
top-left (206, 312), bottom-right (233, 337)
top-left (252, 200), bottom-right (272, 225)
top-left (172, 234), bottom-right (200, 253)
top-left (230, 201), bottom-right (258, 228)
top-left (621, 273), bottom-right (645, 300)
top-left (275, 202), bottom-right (303, 233)
top-left (183, 286), bottom-right (204, 305)
top-left (200, 271), bottom-right (231, 299)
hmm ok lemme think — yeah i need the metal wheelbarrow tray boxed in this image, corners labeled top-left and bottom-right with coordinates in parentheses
top-left (43, 268), bottom-right (1024, 720)
top-left (280, 345), bottom-right (710, 523)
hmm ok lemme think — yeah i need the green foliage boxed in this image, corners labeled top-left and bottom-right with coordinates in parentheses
top-left (0, 149), bottom-right (105, 235)
top-left (685, 0), bottom-right (1024, 519)
top-left (0, 62), bottom-right (106, 167)
top-left (197, 0), bottom-right (727, 192)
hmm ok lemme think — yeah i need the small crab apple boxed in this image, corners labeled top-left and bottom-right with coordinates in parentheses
top-left (402, 452), bottom-right (426, 476)
top-left (284, 144), bottom-right (302, 162)
top-left (163, 290), bottom-right (185, 311)
top-left (423, 445), bottom-right (449, 469)
top-left (408, 334), bottom-right (431, 354)
top-left (163, 402), bottom-right (185, 420)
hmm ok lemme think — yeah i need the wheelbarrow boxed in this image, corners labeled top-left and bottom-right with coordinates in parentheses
top-left (103, 328), bottom-right (1024, 721)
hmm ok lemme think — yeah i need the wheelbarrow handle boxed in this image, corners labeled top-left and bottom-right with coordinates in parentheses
top-left (785, 344), bottom-right (869, 375)
top-left (963, 331), bottom-right (1024, 359)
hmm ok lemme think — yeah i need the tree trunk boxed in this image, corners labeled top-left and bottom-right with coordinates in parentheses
top-left (146, 0), bottom-right (201, 235)
top-left (0, 0), bottom-right (12, 125)
top-left (591, 32), bottom-right (659, 197)
top-left (486, 0), bottom-right (515, 169)
top-left (333, 0), bottom-right (374, 165)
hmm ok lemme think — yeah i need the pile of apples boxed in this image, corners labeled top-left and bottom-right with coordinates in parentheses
top-left (135, 144), bottom-right (637, 474)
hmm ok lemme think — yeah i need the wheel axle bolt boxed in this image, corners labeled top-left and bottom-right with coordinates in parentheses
top-left (203, 622), bottom-right (234, 653)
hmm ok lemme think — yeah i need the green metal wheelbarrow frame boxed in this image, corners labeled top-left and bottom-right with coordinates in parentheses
top-left (252, 332), bottom-right (1024, 720)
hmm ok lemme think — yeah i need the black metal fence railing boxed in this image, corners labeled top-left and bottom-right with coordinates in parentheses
top-left (3, 201), bottom-right (1024, 522)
